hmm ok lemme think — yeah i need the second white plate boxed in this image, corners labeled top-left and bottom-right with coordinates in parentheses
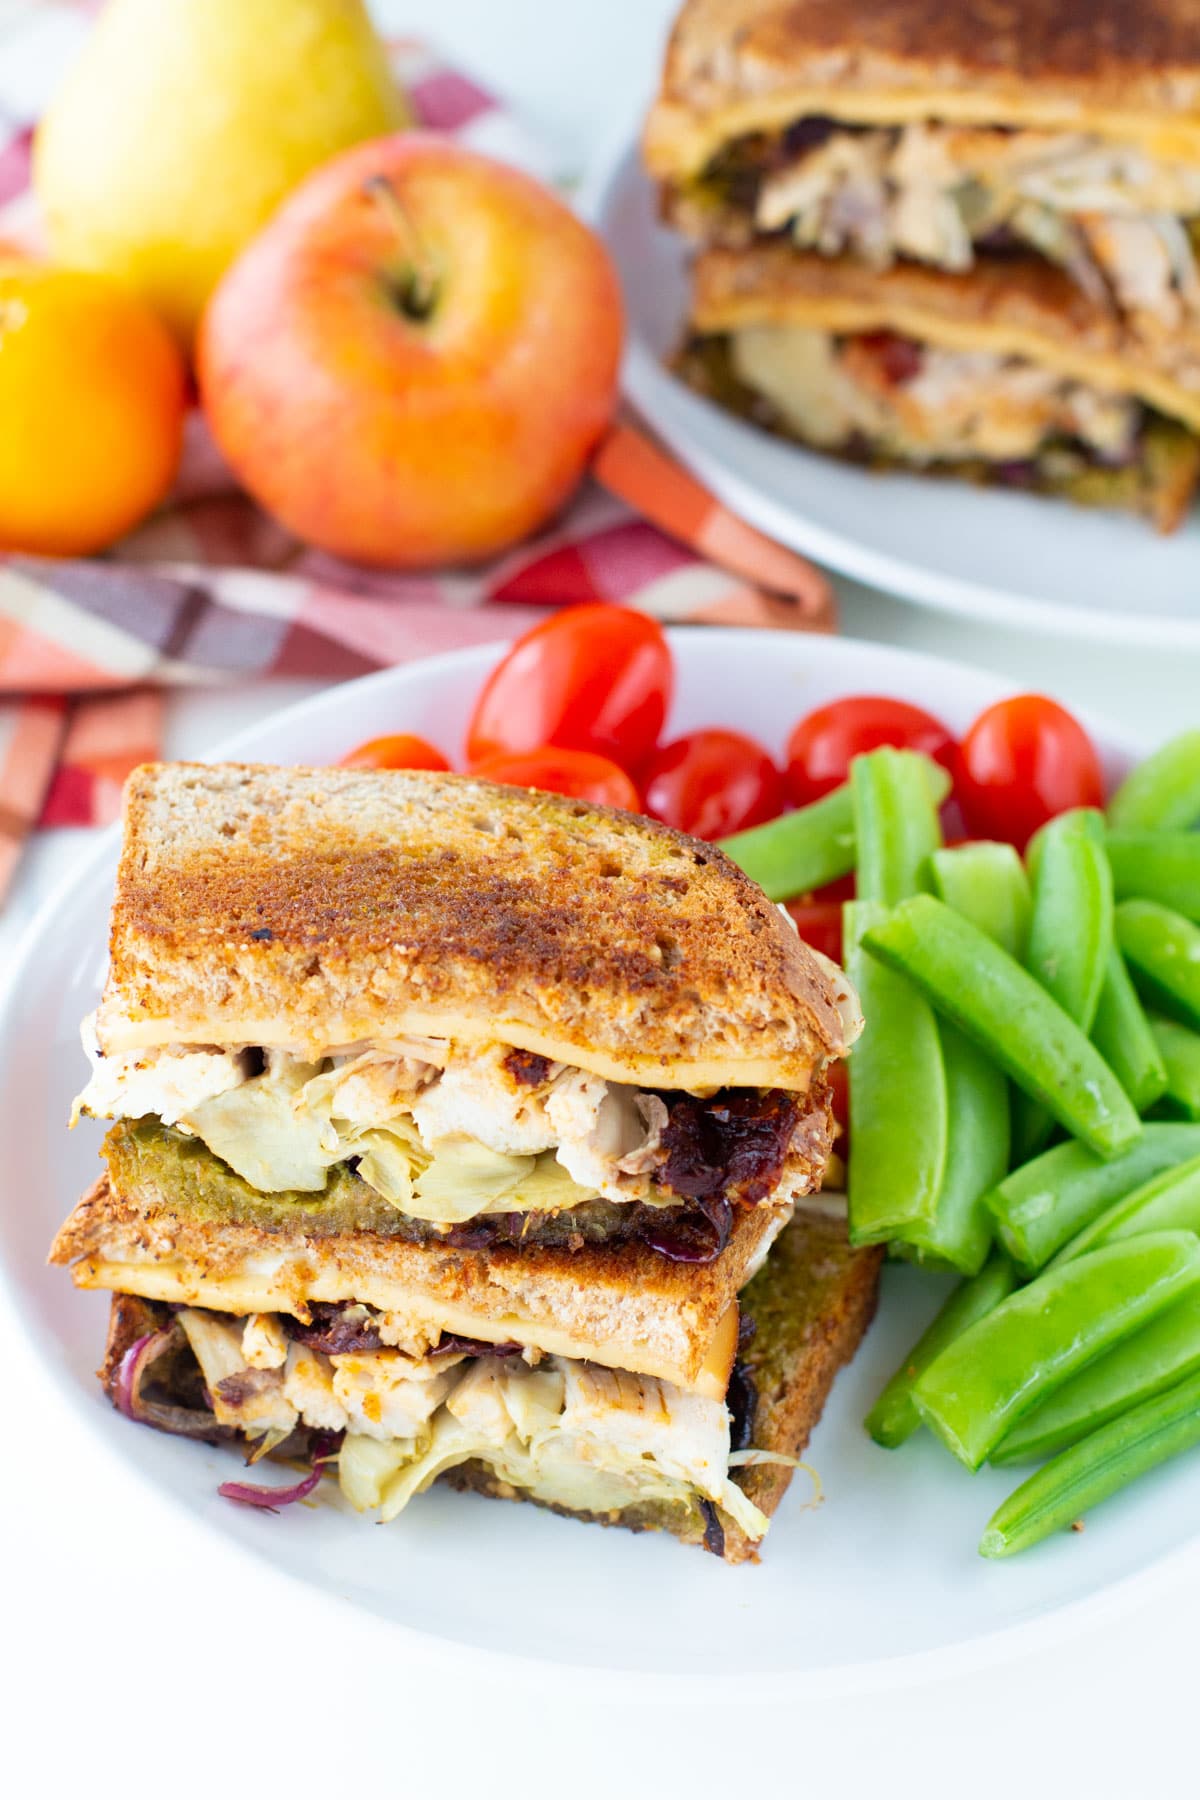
top-left (587, 139), bottom-right (1200, 646)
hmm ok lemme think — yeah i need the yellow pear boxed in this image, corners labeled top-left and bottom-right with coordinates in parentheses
top-left (34, 0), bottom-right (407, 349)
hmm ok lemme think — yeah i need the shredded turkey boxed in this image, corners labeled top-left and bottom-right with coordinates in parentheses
top-left (751, 124), bottom-right (1200, 326)
top-left (730, 324), bottom-right (1141, 465)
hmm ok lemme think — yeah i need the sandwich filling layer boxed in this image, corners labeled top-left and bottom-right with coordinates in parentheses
top-left (139, 1303), bottom-right (776, 1542)
top-left (75, 1024), bottom-right (833, 1261)
top-left (679, 123), bottom-right (1200, 328)
top-left (680, 328), bottom-right (1200, 527)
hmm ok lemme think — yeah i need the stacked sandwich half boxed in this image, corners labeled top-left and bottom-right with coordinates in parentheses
top-left (51, 763), bottom-right (878, 1559)
top-left (645, 0), bottom-right (1200, 528)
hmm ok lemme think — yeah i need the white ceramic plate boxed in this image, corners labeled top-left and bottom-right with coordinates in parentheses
top-left (6, 629), bottom-right (1198, 1695)
top-left (587, 140), bottom-right (1200, 647)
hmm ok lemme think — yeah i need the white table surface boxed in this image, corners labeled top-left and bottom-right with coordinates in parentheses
top-left (4, 3), bottom-right (1199, 1792)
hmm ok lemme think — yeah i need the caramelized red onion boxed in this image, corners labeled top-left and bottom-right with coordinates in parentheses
top-left (114, 1326), bottom-right (230, 1440)
top-left (218, 1431), bottom-right (342, 1512)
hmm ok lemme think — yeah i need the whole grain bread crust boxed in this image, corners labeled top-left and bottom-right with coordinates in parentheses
top-left (690, 243), bottom-right (1200, 427)
top-left (644, 0), bottom-right (1200, 179)
top-left (96, 762), bottom-right (848, 1091)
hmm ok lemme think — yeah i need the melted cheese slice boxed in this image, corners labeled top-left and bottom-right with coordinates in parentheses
top-left (73, 1254), bottom-right (741, 1401)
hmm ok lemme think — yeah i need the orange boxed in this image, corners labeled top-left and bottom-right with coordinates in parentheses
top-left (0, 263), bottom-right (187, 556)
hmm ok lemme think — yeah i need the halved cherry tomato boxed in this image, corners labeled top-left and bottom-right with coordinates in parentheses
top-left (785, 899), bottom-right (843, 965)
top-left (465, 605), bottom-right (673, 771)
top-left (641, 728), bottom-right (784, 840)
top-left (957, 694), bottom-right (1104, 849)
top-left (471, 747), bottom-right (640, 812)
top-left (340, 732), bottom-right (450, 772)
top-left (785, 695), bottom-right (956, 806)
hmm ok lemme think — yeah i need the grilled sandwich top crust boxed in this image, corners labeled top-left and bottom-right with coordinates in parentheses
top-left (644, 0), bottom-right (1200, 179)
top-left (690, 244), bottom-right (1200, 428)
top-left (96, 763), bottom-right (848, 1090)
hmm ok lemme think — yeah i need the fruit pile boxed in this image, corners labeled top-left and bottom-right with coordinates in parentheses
top-left (1, 0), bottom-right (622, 565)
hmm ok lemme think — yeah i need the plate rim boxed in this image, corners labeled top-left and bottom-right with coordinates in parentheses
top-left (580, 132), bottom-right (1200, 650)
top-left (7, 629), bottom-right (1192, 1701)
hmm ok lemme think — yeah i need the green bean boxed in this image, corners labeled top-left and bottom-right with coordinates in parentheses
top-left (893, 1022), bottom-right (1008, 1275)
top-left (1090, 948), bottom-right (1169, 1116)
top-left (1050, 1155), bottom-right (1200, 1266)
top-left (1107, 730), bottom-right (1200, 831)
top-left (861, 895), bottom-right (1142, 1160)
top-left (851, 747), bottom-right (942, 907)
top-left (844, 901), bottom-right (947, 1246)
top-left (1107, 832), bottom-right (1200, 921)
top-left (864, 1251), bottom-right (1017, 1448)
top-left (720, 759), bottom-right (952, 902)
top-left (980, 1365), bottom-right (1200, 1558)
top-left (913, 1230), bottom-right (1200, 1469)
top-left (928, 841), bottom-right (1031, 960)
top-left (985, 1123), bottom-right (1200, 1272)
top-left (1117, 899), bottom-right (1200, 1032)
top-left (1012, 809), bottom-right (1112, 1162)
top-left (993, 1290), bottom-right (1200, 1465)
top-left (1151, 1015), bottom-right (1200, 1120)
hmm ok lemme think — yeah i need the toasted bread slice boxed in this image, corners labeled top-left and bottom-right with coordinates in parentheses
top-left (94, 1206), bottom-right (882, 1560)
top-left (690, 244), bottom-right (1200, 432)
top-left (645, 0), bottom-right (1200, 182)
top-left (95, 762), bottom-right (850, 1093)
top-left (50, 1168), bottom-right (791, 1396)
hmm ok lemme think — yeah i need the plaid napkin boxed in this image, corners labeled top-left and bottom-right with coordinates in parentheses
top-left (0, 17), bottom-right (834, 900)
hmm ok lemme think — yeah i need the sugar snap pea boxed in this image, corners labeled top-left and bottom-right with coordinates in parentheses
top-left (1107, 832), bottom-right (1200, 920)
top-left (912, 1231), bottom-right (1200, 1469)
top-left (1012, 809), bottom-right (1112, 1162)
top-left (992, 1290), bottom-right (1200, 1465)
top-left (1091, 948), bottom-right (1169, 1116)
top-left (893, 1022), bottom-right (1008, 1275)
top-left (864, 1250), bottom-right (1017, 1449)
top-left (1151, 1015), bottom-right (1200, 1120)
top-left (851, 747), bottom-right (942, 907)
top-left (929, 841), bottom-right (1031, 960)
top-left (980, 1365), bottom-right (1200, 1558)
top-left (1107, 730), bottom-right (1200, 831)
top-left (720, 760), bottom-right (952, 902)
top-left (720, 783), bottom-right (856, 901)
top-left (844, 901), bottom-right (947, 1246)
top-left (1050, 1154), bottom-right (1200, 1266)
top-left (862, 895), bottom-right (1142, 1160)
top-left (1117, 899), bottom-right (1200, 1031)
top-left (985, 1122), bottom-right (1200, 1272)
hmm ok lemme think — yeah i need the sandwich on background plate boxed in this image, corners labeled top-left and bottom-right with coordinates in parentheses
top-left (51, 762), bottom-right (878, 1561)
top-left (645, 0), bottom-right (1200, 529)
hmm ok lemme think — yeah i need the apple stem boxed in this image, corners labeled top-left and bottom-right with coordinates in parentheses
top-left (363, 175), bottom-right (439, 321)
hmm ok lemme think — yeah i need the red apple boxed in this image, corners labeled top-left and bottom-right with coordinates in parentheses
top-left (197, 133), bottom-right (623, 567)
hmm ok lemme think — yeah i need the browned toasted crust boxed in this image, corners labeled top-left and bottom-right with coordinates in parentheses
top-left (645, 0), bottom-right (1200, 179)
top-left (50, 1171), bottom-right (782, 1388)
top-left (445, 1210), bottom-right (882, 1560)
top-left (96, 762), bottom-right (847, 1091)
top-left (690, 243), bottom-right (1200, 428)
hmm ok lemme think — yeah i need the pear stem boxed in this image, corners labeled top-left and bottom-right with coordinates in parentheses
top-left (363, 175), bottom-right (439, 321)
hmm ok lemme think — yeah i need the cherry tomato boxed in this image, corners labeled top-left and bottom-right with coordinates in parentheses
top-left (785, 900), bottom-right (843, 965)
top-left (785, 695), bottom-right (956, 806)
top-left (957, 694), bottom-right (1105, 849)
top-left (465, 604), bottom-right (673, 771)
top-left (471, 747), bottom-right (641, 812)
top-left (340, 732), bottom-right (450, 772)
top-left (641, 728), bottom-right (784, 840)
